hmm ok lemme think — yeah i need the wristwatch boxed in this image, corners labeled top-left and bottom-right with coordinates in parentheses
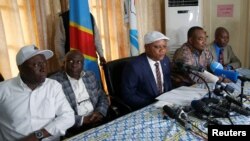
top-left (34, 130), bottom-right (44, 140)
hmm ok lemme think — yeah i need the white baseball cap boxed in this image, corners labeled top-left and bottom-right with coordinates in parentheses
top-left (144, 31), bottom-right (169, 45)
top-left (16, 44), bottom-right (54, 65)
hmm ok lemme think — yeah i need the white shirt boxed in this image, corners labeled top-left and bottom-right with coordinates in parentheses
top-left (66, 72), bottom-right (94, 125)
top-left (147, 57), bottom-right (164, 92)
top-left (0, 75), bottom-right (75, 141)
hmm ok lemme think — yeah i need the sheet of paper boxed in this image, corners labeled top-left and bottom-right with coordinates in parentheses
top-left (155, 86), bottom-right (208, 107)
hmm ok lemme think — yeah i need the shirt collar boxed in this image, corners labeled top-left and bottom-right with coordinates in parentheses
top-left (214, 43), bottom-right (223, 50)
top-left (66, 71), bottom-right (85, 81)
top-left (17, 74), bottom-right (43, 91)
top-left (186, 42), bottom-right (201, 56)
top-left (147, 56), bottom-right (160, 65)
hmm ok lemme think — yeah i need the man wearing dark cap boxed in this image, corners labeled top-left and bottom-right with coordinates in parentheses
top-left (121, 31), bottom-right (172, 110)
top-left (0, 45), bottom-right (74, 141)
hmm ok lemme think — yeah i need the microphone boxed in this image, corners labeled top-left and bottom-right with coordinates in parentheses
top-left (191, 100), bottom-right (228, 118)
top-left (210, 61), bottom-right (250, 82)
top-left (208, 103), bottom-right (230, 114)
top-left (163, 105), bottom-right (191, 130)
top-left (198, 70), bottom-right (219, 83)
top-left (238, 75), bottom-right (250, 82)
top-left (210, 61), bottom-right (223, 72)
top-left (220, 101), bottom-right (250, 116)
top-left (194, 112), bottom-right (222, 125)
top-left (213, 92), bottom-right (242, 107)
top-left (213, 69), bottom-right (239, 83)
top-left (198, 70), bottom-right (234, 91)
top-left (229, 103), bottom-right (250, 116)
top-left (175, 62), bottom-right (204, 72)
top-left (215, 81), bottom-right (235, 93)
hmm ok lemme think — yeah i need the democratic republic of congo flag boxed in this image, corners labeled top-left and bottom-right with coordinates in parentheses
top-left (69, 0), bottom-right (100, 80)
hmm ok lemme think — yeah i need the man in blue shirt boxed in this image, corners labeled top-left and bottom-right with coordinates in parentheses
top-left (208, 27), bottom-right (241, 70)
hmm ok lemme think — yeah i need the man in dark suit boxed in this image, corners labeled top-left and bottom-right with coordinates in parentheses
top-left (121, 31), bottom-right (172, 110)
top-left (50, 50), bottom-right (109, 137)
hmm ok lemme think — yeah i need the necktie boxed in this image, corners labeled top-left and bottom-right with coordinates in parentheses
top-left (219, 49), bottom-right (224, 65)
top-left (155, 62), bottom-right (163, 94)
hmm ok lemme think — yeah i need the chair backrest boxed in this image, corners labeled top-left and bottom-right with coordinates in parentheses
top-left (0, 73), bottom-right (4, 82)
top-left (103, 57), bottom-right (136, 98)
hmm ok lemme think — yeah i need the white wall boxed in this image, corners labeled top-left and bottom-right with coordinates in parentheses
top-left (203, 0), bottom-right (250, 68)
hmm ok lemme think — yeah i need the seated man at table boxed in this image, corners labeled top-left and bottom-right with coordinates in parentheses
top-left (0, 45), bottom-right (75, 141)
top-left (121, 31), bottom-right (172, 110)
top-left (50, 50), bottom-right (109, 137)
top-left (208, 27), bottom-right (241, 70)
top-left (172, 26), bottom-right (214, 87)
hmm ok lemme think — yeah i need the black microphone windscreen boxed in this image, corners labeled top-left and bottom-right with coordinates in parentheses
top-left (238, 75), bottom-right (250, 82)
top-left (201, 97), bottom-right (220, 105)
top-left (225, 95), bottom-right (242, 107)
top-left (216, 82), bottom-right (235, 93)
top-left (191, 100), bottom-right (206, 112)
top-left (163, 105), bottom-right (176, 119)
top-left (230, 103), bottom-right (250, 116)
top-left (191, 100), bottom-right (228, 117)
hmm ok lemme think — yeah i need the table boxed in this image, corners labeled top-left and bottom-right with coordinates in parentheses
top-left (65, 80), bottom-right (250, 141)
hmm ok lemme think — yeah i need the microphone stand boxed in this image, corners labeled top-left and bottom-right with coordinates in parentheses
top-left (189, 71), bottom-right (212, 99)
top-left (238, 79), bottom-right (247, 104)
top-left (213, 85), bottom-right (234, 125)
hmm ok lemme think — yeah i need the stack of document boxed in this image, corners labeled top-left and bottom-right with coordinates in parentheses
top-left (154, 86), bottom-right (208, 107)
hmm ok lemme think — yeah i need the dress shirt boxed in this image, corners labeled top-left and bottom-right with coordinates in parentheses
top-left (173, 43), bottom-right (213, 84)
top-left (214, 43), bottom-right (221, 62)
top-left (208, 42), bottom-right (241, 69)
top-left (213, 43), bottom-right (232, 69)
top-left (0, 75), bottom-right (74, 141)
top-left (66, 72), bottom-right (94, 125)
top-left (147, 57), bottom-right (164, 92)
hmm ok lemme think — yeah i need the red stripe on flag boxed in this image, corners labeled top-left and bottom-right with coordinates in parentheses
top-left (70, 26), bottom-right (97, 58)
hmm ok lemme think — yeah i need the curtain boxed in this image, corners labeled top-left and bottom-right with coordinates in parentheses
top-left (89, 0), bottom-right (130, 61)
top-left (89, 0), bottom-right (165, 62)
top-left (1, 0), bottom-right (249, 80)
top-left (0, 0), bottom-right (168, 79)
top-left (0, 0), bottom-right (61, 79)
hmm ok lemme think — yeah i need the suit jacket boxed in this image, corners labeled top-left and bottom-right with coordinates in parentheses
top-left (121, 53), bottom-right (172, 110)
top-left (50, 71), bottom-right (109, 127)
top-left (208, 42), bottom-right (241, 69)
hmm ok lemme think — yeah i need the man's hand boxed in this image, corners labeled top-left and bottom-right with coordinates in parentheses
top-left (219, 76), bottom-right (232, 83)
top-left (19, 128), bottom-right (50, 141)
top-left (19, 134), bottom-right (38, 141)
top-left (83, 112), bottom-right (104, 125)
top-left (99, 57), bottom-right (106, 66)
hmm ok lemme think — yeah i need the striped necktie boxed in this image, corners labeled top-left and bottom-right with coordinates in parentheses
top-left (219, 48), bottom-right (224, 65)
top-left (155, 62), bottom-right (163, 94)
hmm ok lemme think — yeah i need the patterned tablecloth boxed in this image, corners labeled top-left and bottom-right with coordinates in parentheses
top-left (65, 105), bottom-right (250, 141)
top-left (65, 80), bottom-right (250, 141)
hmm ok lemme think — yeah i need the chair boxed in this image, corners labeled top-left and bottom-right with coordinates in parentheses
top-left (0, 73), bottom-right (4, 82)
top-left (103, 56), bottom-right (136, 118)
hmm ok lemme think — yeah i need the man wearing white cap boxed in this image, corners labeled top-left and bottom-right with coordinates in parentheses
top-left (121, 31), bottom-right (172, 110)
top-left (0, 45), bottom-right (74, 141)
